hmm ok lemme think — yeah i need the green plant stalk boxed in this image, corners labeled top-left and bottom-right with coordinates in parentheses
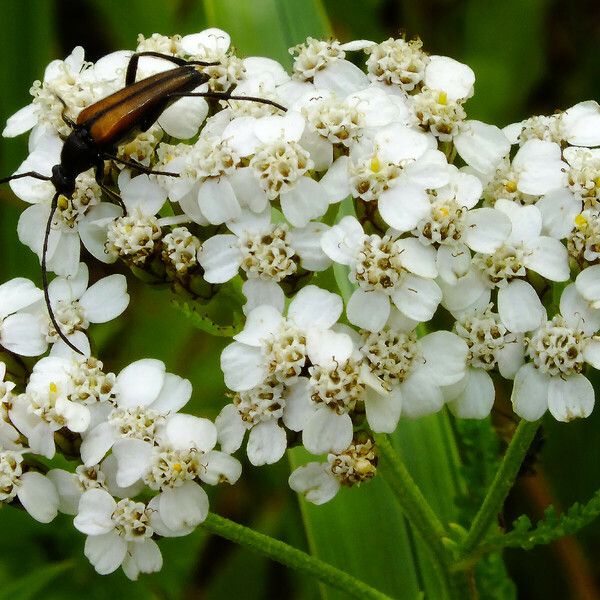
top-left (202, 512), bottom-right (394, 600)
top-left (375, 434), bottom-right (457, 597)
top-left (459, 419), bottom-right (541, 559)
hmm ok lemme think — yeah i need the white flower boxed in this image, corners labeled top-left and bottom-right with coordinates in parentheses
top-left (198, 208), bottom-right (330, 284)
top-left (575, 265), bottom-right (600, 311)
top-left (563, 146), bottom-right (600, 209)
top-left (445, 305), bottom-right (524, 419)
top-left (511, 284), bottom-right (600, 422)
top-left (112, 413), bottom-right (240, 531)
top-left (45, 262), bottom-right (129, 352)
top-left (9, 356), bottom-right (91, 457)
top-left (321, 216), bottom-right (442, 332)
top-left (220, 285), bottom-right (344, 391)
top-left (364, 37), bottom-right (428, 92)
top-left (0, 449), bottom-right (58, 522)
top-left (80, 359), bottom-right (191, 466)
top-left (289, 37), bottom-right (370, 96)
top-left (47, 456), bottom-right (144, 515)
top-left (453, 120), bottom-right (510, 176)
top-left (81, 171), bottom-right (169, 266)
top-left (359, 309), bottom-right (468, 425)
top-left (289, 436), bottom-right (378, 505)
top-left (74, 489), bottom-right (162, 579)
top-left (0, 278), bottom-right (47, 356)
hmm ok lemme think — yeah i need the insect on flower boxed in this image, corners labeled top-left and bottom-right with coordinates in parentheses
top-left (0, 51), bottom-right (287, 354)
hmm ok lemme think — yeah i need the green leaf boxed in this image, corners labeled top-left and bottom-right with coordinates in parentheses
top-left (204, 0), bottom-right (332, 65)
top-left (0, 561), bottom-right (73, 600)
top-left (288, 447), bottom-right (422, 600)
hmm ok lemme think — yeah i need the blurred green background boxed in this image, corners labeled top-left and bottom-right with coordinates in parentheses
top-left (0, 1), bottom-right (599, 598)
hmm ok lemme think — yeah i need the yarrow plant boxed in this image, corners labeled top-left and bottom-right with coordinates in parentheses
top-left (1, 26), bottom-right (600, 598)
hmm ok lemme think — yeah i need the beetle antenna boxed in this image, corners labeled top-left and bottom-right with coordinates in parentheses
top-left (42, 192), bottom-right (84, 355)
top-left (167, 91), bottom-right (287, 113)
top-left (0, 171), bottom-right (52, 185)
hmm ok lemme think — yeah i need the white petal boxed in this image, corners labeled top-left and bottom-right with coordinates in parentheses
top-left (420, 331), bottom-right (468, 386)
top-left (463, 208), bottom-right (511, 253)
top-left (234, 305), bottom-right (283, 346)
top-left (159, 481), bottom-right (209, 530)
top-left (220, 343), bottom-right (267, 391)
top-left (79, 275), bottom-right (129, 323)
top-left (313, 60), bottom-right (369, 96)
top-left (242, 279), bottom-right (285, 315)
top-left (201, 450), bottom-right (242, 484)
top-left (122, 539), bottom-right (163, 580)
top-left (289, 463), bottom-right (339, 505)
top-left (454, 121), bottom-right (510, 175)
top-left (425, 56), bottom-right (475, 101)
top-left (576, 265), bottom-right (600, 305)
top-left (306, 330), bottom-right (353, 367)
top-left (346, 288), bottom-right (390, 332)
top-left (537, 189), bottom-right (582, 239)
top-left (584, 340), bottom-right (600, 369)
top-left (46, 469), bottom-right (82, 515)
top-left (150, 373), bottom-right (192, 414)
top-left (288, 285), bottom-right (343, 330)
top-left (548, 375), bottom-right (594, 422)
top-left (498, 280), bottom-right (545, 333)
top-left (2, 103), bottom-right (37, 137)
top-left (514, 140), bottom-right (567, 195)
top-left (562, 101), bottom-right (600, 146)
top-left (494, 199), bottom-right (542, 243)
top-left (376, 125), bottom-right (430, 163)
top-left (391, 275), bottom-right (442, 322)
top-left (302, 407), bottom-right (353, 454)
top-left (227, 167), bottom-right (269, 212)
top-left (290, 222), bottom-right (332, 271)
top-left (198, 234), bottom-right (242, 283)
top-left (0, 278), bottom-right (43, 318)
top-left (447, 368), bottom-right (495, 419)
top-left (74, 488), bottom-right (117, 535)
top-left (320, 216), bottom-right (363, 264)
top-left (364, 387), bottom-right (402, 433)
top-left (399, 368), bottom-right (445, 418)
top-left (559, 283), bottom-right (600, 335)
top-left (319, 156), bottom-right (351, 202)
top-left (0, 313), bottom-right (47, 357)
top-left (255, 112), bottom-right (305, 144)
top-left (80, 422), bottom-right (116, 466)
top-left (524, 236), bottom-right (570, 281)
top-left (115, 359), bottom-right (166, 408)
top-left (511, 364), bottom-right (549, 421)
top-left (215, 404), bottom-right (246, 454)
top-left (198, 178), bottom-right (241, 225)
top-left (280, 178), bottom-right (329, 227)
top-left (282, 379), bottom-right (315, 432)
top-left (436, 244), bottom-right (472, 285)
top-left (164, 414), bottom-right (217, 453)
top-left (497, 335), bottom-right (525, 379)
top-left (120, 173), bottom-right (167, 215)
top-left (247, 420), bottom-right (287, 465)
top-left (158, 94), bottom-right (208, 139)
top-left (378, 183), bottom-right (430, 232)
top-left (17, 472), bottom-right (58, 523)
top-left (84, 532), bottom-right (127, 575)
top-left (396, 238), bottom-right (438, 278)
top-left (112, 439), bottom-right (153, 487)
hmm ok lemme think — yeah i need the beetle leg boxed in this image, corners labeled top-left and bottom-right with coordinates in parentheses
top-left (102, 153), bottom-right (180, 177)
top-left (125, 52), bottom-right (218, 85)
top-left (94, 162), bottom-right (125, 210)
top-left (0, 171), bottom-right (52, 185)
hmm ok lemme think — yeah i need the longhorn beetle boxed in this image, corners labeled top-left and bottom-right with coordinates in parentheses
top-left (0, 51), bottom-right (287, 354)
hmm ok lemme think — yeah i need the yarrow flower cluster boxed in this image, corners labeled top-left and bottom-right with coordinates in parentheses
top-left (1, 27), bottom-right (600, 578)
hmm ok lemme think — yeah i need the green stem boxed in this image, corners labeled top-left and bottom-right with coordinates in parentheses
top-left (202, 512), bottom-right (393, 600)
top-left (460, 419), bottom-right (541, 558)
top-left (375, 434), bottom-right (456, 597)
